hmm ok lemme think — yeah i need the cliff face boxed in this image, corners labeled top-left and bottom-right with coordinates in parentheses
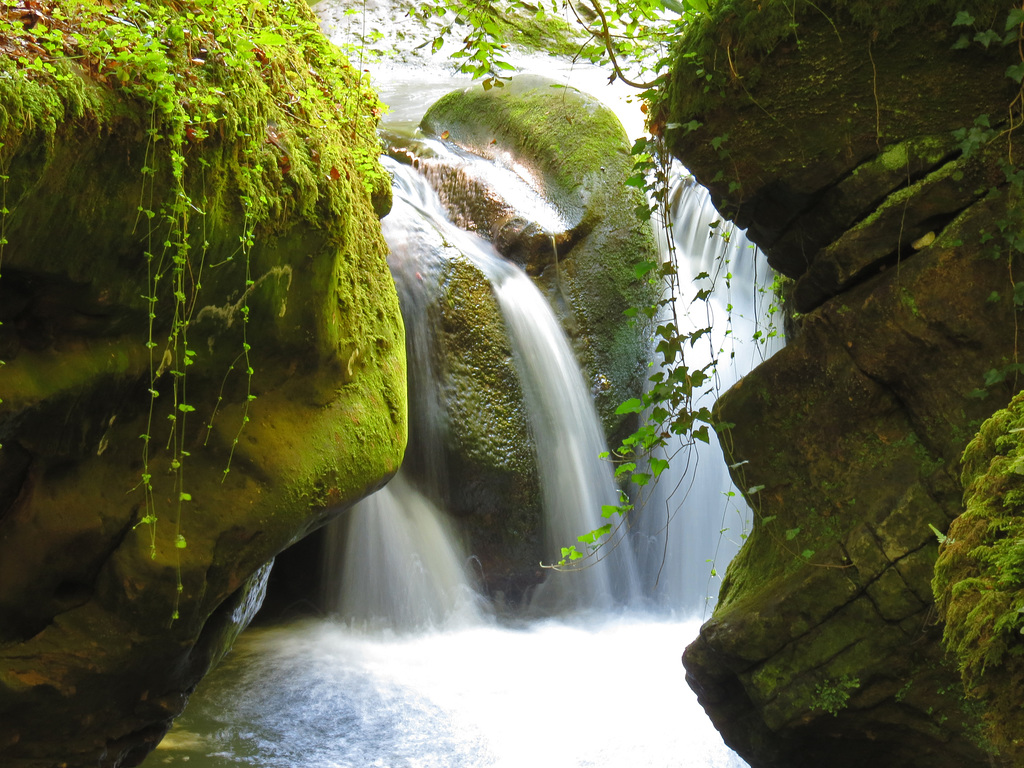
top-left (658, 2), bottom-right (1021, 765)
top-left (0, 3), bottom-right (405, 766)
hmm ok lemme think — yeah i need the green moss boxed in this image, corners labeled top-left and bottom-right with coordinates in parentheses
top-left (439, 254), bottom-right (532, 475)
top-left (0, 0), bottom-right (388, 240)
top-left (933, 390), bottom-right (1024, 759)
top-left (0, 0), bottom-right (406, 600)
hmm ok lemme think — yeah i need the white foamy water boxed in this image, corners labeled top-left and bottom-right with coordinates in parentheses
top-left (152, 615), bottom-right (744, 768)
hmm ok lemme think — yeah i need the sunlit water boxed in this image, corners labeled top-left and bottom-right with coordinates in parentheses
top-left (151, 615), bottom-right (743, 768)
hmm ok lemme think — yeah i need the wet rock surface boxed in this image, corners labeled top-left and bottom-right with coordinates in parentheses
top-left (660, 2), bottom-right (1021, 766)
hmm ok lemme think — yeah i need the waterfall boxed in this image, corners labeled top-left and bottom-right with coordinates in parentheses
top-left (634, 172), bottom-right (782, 613)
top-left (323, 156), bottom-right (641, 623)
top-left (153, 147), bottom-right (757, 768)
top-left (469, 254), bottom-right (642, 611)
top-left (152, 9), bottom-right (771, 763)
top-left (322, 474), bottom-right (484, 629)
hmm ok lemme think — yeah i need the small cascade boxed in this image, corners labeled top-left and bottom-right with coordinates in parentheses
top-left (322, 474), bottom-right (483, 629)
top-left (635, 170), bottom-right (783, 613)
top-left (479, 257), bottom-right (642, 610)
top-left (404, 152), bottom-right (642, 610)
top-left (320, 160), bottom-right (483, 630)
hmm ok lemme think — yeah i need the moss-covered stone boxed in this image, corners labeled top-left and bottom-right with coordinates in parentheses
top-left (658, 0), bottom-right (1015, 285)
top-left (0, 2), bottom-right (405, 765)
top-left (933, 391), bottom-right (1024, 761)
top-left (436, 254), bottom-right (543, 597)
top-left (419, 75), bottom-right (659, 438)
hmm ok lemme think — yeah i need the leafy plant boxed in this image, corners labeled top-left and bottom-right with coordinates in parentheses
top-left (812, 674), bottom-right (860, 716)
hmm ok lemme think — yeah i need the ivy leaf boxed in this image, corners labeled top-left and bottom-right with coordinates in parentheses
top-left (1007, 8), bottom-right (1024, 29)
top-left (785, 526), bottom-right (801, 541)
top-left (974, 29), bottom-right (1001, 48)
top-left (1007, 62), bottom-right (1024, 84)
top-left (578, 524), bottom-right (613, 545)
top-left (650, 457), bottom-right (670, 478)
top-left (634, 260), bottom-right (658, 279)
top-left (1014, 281), bottom-right (1024, 306)
top-left (952, 10), bottom-right (975, 26)
top-left (254, 30), bottom-right (288, 47)
top-left (616, 398), bottom-right (646, 415)
top-left (614, 462), bottom-right (637, 478)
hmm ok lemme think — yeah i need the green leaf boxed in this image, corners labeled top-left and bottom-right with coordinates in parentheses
top-left (974, 29), bottom-right (1001, 48)
top-left (615, 462), bottom-right (637, 478)
top-left (634, 260), bottom-right (658, 279)
top-left (578, 524), bottom-right (613, 545)
top-left (254, 30), bottom-right (288, 47)
top-left (1007, 62), bottom-right (1024, 84)
top-left (785, 527), bottom-right (801, 541)
top-left (616, 398), bottom-right (646, 415)
top-left (1014, 282), bottom-right (1024, 307)
top-left (952, 10), bottom-right (975, 26)
top-left (175, 534), bottom-right (187, 549)
top-left (1007, 8), bottom-right (1024, 29)
top-left (179, 492), bottom-right (192, 502)
top-left (650, 457), bottom-right (670, 478)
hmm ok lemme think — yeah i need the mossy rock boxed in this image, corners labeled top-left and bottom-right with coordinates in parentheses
top-left (666, 6), bottom-right (1020, 755)
top-left (435, 254), bottom-right (543, 598)
top-left (658, 0), bottom-right (1015, 287)
top-left (0, 3), bottom-right (405, 765)
top-left (419, 75), bottom-right (658, 439)
top-left (933, 391), bottom-right (1024, 761)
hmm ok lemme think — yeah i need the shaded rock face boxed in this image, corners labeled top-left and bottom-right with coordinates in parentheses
top-left (0, 64), bottom-right (404, 768)
top-left (660, 2), bottom-right (1021, 766)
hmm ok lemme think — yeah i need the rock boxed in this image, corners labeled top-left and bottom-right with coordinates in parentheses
top-left (657, 1), bottom-right (1021, 765)
top-left (436, 254), bottom-right (542, 599)
top-left (0, 4), bottom-right (405, 766)
top-left (417, 75), bottom-right (659, 440)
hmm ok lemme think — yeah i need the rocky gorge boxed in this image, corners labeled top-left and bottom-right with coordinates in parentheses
top-left (3, 0), bottom-right (1024, 766)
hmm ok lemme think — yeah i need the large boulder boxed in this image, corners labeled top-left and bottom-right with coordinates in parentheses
top-left (418, 76), bottom-right (659, 440)
top-left (656, 1), bottom-right (1022, 766)
top-left (0, 3), bottom-right (405, 766)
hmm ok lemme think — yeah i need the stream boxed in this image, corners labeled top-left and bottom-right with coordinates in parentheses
top-left (143, 5), bottom-right (781, 767)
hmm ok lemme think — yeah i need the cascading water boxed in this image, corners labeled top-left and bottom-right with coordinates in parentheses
top-left (634, 173), bottom-right (783, 613)
top-left (142, 6), bottom-right (785, 766)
